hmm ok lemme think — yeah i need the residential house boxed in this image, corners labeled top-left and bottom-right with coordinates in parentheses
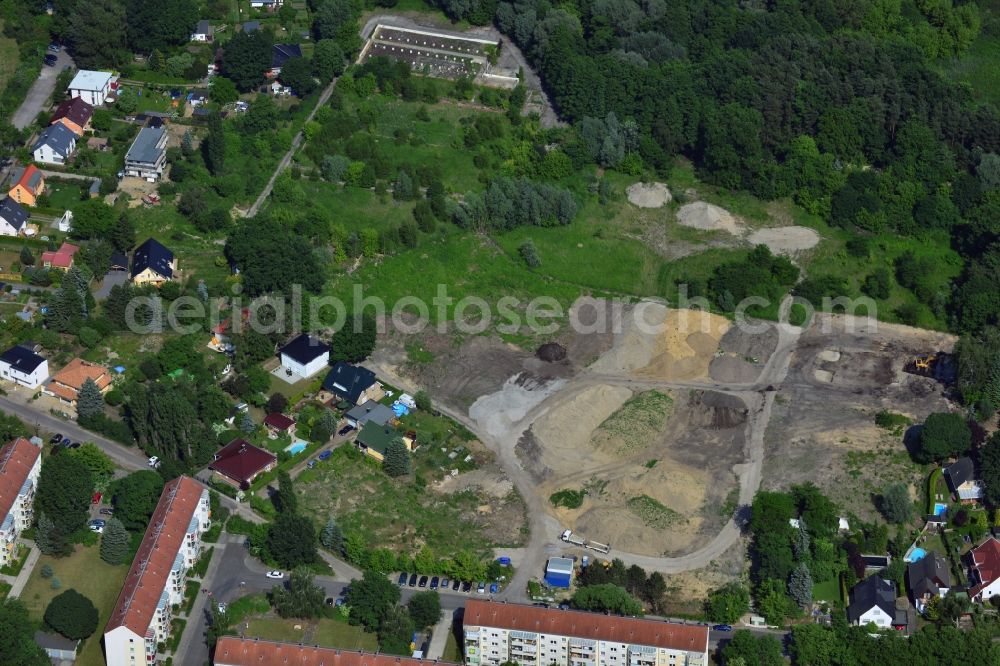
top-left (0, 438), bottom-right (42, 567)
top-left (0, 197), bottom-right (29, 237)
top-left (241, 21), bottom-right (261, 33)
top-left (278, 333), bottom-right (329, 379)
top-left (208, 307), bottom-right (249, 353)
top-left (215, 638), bottom-right (454, 666)
top-left (32, 122), bottom-right (77, 165)
top-left (104, 476), bottom-right (210, 666)
top-left (124, 126), bottom-right (168, 181)
top-left (944, 457), bottom-right (984, 503)
top-left (907, 551), bottom-right (952, 613)
top-left (264, 413), bottom-right (295, 439)
top-left (109, 251), bottom-right (128, 272)
top-left (969, 537), bottom-right (1000, 604)
top-left (44, 357), bottom-right (112, 405)
top-left (131, 237), bottom-right (176, 286)
top-left (270, 43), bottom-right (302, 76)
top-left (8, 165), bottom-right (45, 206)
top-left (67, 70), bottom-right (115, 106)
top-left (322, 362), bottom-right (384, 406)
top-left (355, 422), bottom-right (415, 462)
top-left (33, 631), bottom-right (79, 661)
top-left (188, 89), bottom-right (208, 108)
top-left (40, 241), bottom-right (79, 270)
top-left (50, 96), bottom-right (94, 136)
top-left (0, 344), bottom-right (48, 389)
top-left (847, 576), bottom-right (905, 629)
top-left (463, 599), bottom-right (709, 666)
top-left (190, 20), bottom-right (213, 42)
top-left (209, 439), bottom-right (277, 489)
top-left (249, 0), bottom-right (283, 10)
top-left (345, 402), bottom-right (394, 429)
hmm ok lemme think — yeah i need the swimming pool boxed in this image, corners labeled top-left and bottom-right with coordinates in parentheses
top-left (285, 440), bottom-right (307, 455)
top-left (934, 502), bottom-right (947, 516)
top-left (907, 547), bottom-right (927, 563)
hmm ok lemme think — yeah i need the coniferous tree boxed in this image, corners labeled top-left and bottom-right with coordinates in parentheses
top-left (382, 439), bottom-right (411, 477)
top-left (320, 518), bottom-right (343, 553)
top-left (76, 378), bottom-right (104, 421)
top-left (204, 112), bottom-right (226, 175)
top-left (788, 562), bottom-right (813, 608)
top-left (99, 518), bottom-right (129, 565)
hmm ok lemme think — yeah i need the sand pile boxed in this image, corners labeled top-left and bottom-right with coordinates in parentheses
top-left (532, 385), bottom-right (633, 470)
top-left (709, 355), bottom-right (761, 384)
top-left (469, 373), bottom-right (566, 441)
top-left (677, 202), bottom-right (743, 235)
top-left (627, 182), bottom-right (672, 208)
top-left (747, 226), bottom-right (820, 254)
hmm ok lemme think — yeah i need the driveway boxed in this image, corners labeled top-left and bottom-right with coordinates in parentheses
top-left (11, 50), bottom-right (74, 130)
top-left (93, 270), bottom-right (127, 300)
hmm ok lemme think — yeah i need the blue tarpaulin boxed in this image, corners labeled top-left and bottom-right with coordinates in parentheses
top-left (392, 402), bottom-right (409, 417)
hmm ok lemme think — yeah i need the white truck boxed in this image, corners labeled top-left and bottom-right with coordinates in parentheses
top-left (560, 529), bottom-right (586, 547)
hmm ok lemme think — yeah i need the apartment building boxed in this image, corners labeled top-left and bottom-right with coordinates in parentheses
top-left (215, 637), bottom-right (458, 666)
top-left (104, 476), bottom-right (210, 666)
top-left (0, 438), bottom-right (41, 567)
top-left (124, 127), bottom-right (168, 181)
top-left (463, 600), bottom-right (709, 666)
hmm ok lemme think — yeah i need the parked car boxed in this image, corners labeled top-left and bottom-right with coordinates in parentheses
top-left (489, 582), bottom-right (499, 594)
top-left (69, 442), bottom-right (80, 449)
top-left (265, 571), bottom-right (284, 579)
top-left (60, 439), bottom-right (72, 448)
top-left (325, 597), bottom-right (335, 606)
top-left (48, 44), bottom-right (60, 52)
top-left (418, 576), bottom-right (428, 588)
top-left (440, 577), bottom-right (449, 589)
top-left (318, 450), bottom-right (332, 461)
top-left (89, 524), bottom-right (104, 534)
top-left (148, 456), bottom-right (160, 468)
top-left (461, 581), bottom-right (471, 592)
top-left (44, 54), bottom-right (57, 66)
top-left (337, 425), bottom-right (354, 436)
top-left (496, 556), bottom-right (512, 565)
top-left (477, 582), bottom-right (486, 594)
top-left (335, 597), bottom-right (345, 607)
top-left (99, 508), bottom-right (114, 515)
top-left (307, 460), bottom-right (317, 469)
top-left (49, 434), bottom-right (62, 444)
top-left (88, 519), bottom-right (106, 527)
top-left (429, 576), bottom-right (439, 590)
top-left (408, 574), bottom-right (418, 587)
top-left (712, 624), bottom-right (733, 632)
top-left (397, 573), bottom-right (408, 586)
top-left (217, 602), bottom-right (227, 614)
top-left (91, 492), bottom-right (102, 505)
top-left (452, 579), bottom-right (461, 591)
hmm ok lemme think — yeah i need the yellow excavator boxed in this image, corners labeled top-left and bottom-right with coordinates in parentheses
top-left (906, 352), bottom-right (947, 378)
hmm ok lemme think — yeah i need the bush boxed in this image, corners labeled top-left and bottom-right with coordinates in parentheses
top-left (549, 489), bottom-right (586, 509)
top-left (44, 589), bottom-right (99, 639)
top-left (518, 239), bottom-right (541, 267)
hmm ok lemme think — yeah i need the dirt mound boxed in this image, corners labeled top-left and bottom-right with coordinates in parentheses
top-left (718, 323), bottom-right (779, 361)
top-left (692, 391), bottom-right (748, 429)
top-left (677, 202), bottom-right (743, 235)
top-left (709, 355), bottom-right (761, 384)
top-left (469, 373), bottom-right (567, 441)
top-left (536, 342), bottom-right (567, 362)
top-left (532, 384), bottom-right (633, 471)
top-left (746, 226), bottom-right (820, 254)
top-left (627, 181), bottom-right (672, 208)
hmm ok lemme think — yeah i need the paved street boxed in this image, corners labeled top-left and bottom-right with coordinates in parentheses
top-left (11, 50), bottom-right (74, 130)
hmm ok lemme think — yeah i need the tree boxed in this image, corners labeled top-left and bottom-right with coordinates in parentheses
top-left (880, 483), bottom-right (913, 524)
top-left (36, 455), bottom-right (94, 544)
top-left (44, 589), bottom-right (98, 640)
top-left (266, 513), bottom-right (317, 569)
top-left (571, 584), bottom-right (644, 616)
top-left (329, 312), bottom-right (377, 362)
top-left (917, 412), bottom-right (971, 463)
top-left (266, 393), bottom-right (289, 414)
top-left (273, 469), bottom-right (298, 515)
top-left (204, 112), bottom-right (226, 175)
top-left (100, 518), bottom-right (130, 565)
top-left (980, 431), bottom-right (1000, 506)
top-left (0, 599), bottom-right (48, 665)
top-left (313, 39), bottom-right (346, 80)
top-left (704, 583), bottom-right (750, 623)
top-left (76, 378), bottom-right (104, 421)
top-left (378, 605), bottom-right (415, 656)
top-left (221, 30), bottom-right (273, 92)
top-left (108, 471), bottom-right (165, 531)
top-left (125, 0), bottom-right (198, 52)
top-left (320, 518), bottom-right (344, 553)
top-left (19, 246), bottom-right (34, 266)
top-left (66, 443), bottom-right (115, 488)
top-left (721, 630), bottom-right (784, 666)
top-left (68, 0), bottom-right (127, 69)
top-left (69, 199), bottom-right (117, 240)
top-left (788, 562), bottom-right (813, 608)
top-left (280, 57), bottom-right (317, 96)
top-left (345, 569), bottom-right (401, 632)
top-left (225, 222), bottom-right (324, 296)
top-left (382, 439), bottom-right (411, 477)
top-left (35, 513), bottom-right (67, 557)
top-left (413, 390), bottom-right (431, 412)
top-left (210, 75), bottom-right (239, 106)
top-left (271, 567), bottom-right (326, 618)
top-left (313, 0), bottom-right (356, 43)
top-left (519, 239), bottom-right (541, 267)
top-left (407, 590), bottom-right (441, 630)
top-left (756, 578), bottom-right (794, 625)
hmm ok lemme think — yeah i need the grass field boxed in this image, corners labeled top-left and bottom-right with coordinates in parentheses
top-left (245, 615), bottom-right (379, 650)
top-left (0, 28), bottom-right (18, 92)
top-left (626, 494), bottom-right (682, 529)
top-left (44, 180), bottom-right (89, 210)
top-left (20, 544), bottom-right (129, 666)
top-left (812, 578), bottom-right (843, 606)
top-left (939, 5), bottom-right (1000, 106)
top-left (593, 390), bottom-right (673, 456)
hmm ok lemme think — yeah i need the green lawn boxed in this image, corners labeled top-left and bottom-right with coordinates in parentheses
top-left (44, 180), bottom-right (89, 210)
top-left (812, 578), bottom-right (843, 606)
top-left (19, 544), bottom-right (129, 666)
top-left (0, 31), bottom-right (19, 92)
top-left (245, 615), bottom-right (379, 650)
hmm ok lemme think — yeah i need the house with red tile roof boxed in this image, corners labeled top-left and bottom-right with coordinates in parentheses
top-left (8, 165), bottom-right (45, 207)
top-left (463, 599), bottom-right (709, 666)
top-left (215, 637), bottom-right (456, 666)
top-left (969, 537), bottom-right (1000, 604)
top-left (209, 439), bottom-right (277, 489)
top-left (104, 476), bottom-right (210, 666)
top-left (44, 357), bottom-right (111, 405)
top-left (0, 438), bottom-right (41, 567)
top-left (40, 241), bottom-right (79, 270)
top-left (263, 412), bottom-right (295, 438)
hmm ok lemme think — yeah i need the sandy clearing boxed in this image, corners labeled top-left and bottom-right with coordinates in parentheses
top-left (747, 226), bottom-right (820, 254)
top-left (626, 181), bottom-right (672, 208)
top-left (676, 202), bottom-right (744, 235)
top-left (532, 384), bottom-right (633, 469)
top-left (468, 374), bottom-right (567, 441)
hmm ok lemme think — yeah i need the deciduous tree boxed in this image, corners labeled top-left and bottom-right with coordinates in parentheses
top-left (266, 513), bottom-right (317, 569)
top-left (44, 589), bottom-right (98, 640)
top-left (271, 567), bottom-right (326, 618)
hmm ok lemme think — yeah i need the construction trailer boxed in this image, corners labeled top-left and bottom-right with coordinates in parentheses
top-left (544, 557), bottom-right (574, 589)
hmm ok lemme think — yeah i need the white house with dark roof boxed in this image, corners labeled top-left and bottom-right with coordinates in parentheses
top-left (0, 197), bottom-right (29, 237)
top-left (131, 238), bottom-right (176, 286)
top-left (190, 20), bottom-right (213, 42)
top-left (124, 126), bottom-right (168, 181)
top-left (250, 0), bottom-right (283, 9)
top-left (32, 122), bottom-right (77, 165)
top-left (0, 344), bottom-right (48, 389)
top-left (944, 457), bottom-right (983, 503)
top-left (67, 69), bottom-right (115, 106)
top-left (278, 333), bottom-right (329, 379)
top-left (847, 576), bottom-right (900, 628)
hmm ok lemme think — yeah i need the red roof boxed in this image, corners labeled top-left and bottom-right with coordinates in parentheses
top-left (14, 165), bottom-right (43, 194)
top-left (105, 476), bottom-right (205, 637)
top-left (0, 438), bottom-right (40, 522)
top-left (264, 412), bottom-right (295, 431)
top-left (50, 96), bottom-right (94, 128)
top-left (209, 439), bottom-right (276, 485)
top-left (464, 600), bottom-right (709, 654)
top-left (970, 537), bottom-right (1000, 599)
top-left (41, 241), bottom-right (79, 268)
top-left (215, 638), bottom-right (458, 666)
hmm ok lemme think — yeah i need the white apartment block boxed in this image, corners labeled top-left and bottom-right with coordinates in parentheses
top-left (463, 600), bottom-right (709, 666)
top-left (104, 476), bottom-right (210, 666)
top-left (0, 438), bottom-right (41, 566)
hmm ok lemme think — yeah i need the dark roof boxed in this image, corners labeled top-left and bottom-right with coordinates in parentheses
top-left (209, 439), bottom-right (276, 485)
top-left (860, 555), bottom-right (890, 567)
top-left (847, 576), bottom-right (896, 623)
top-left (263, 413), bottom-right (295, 431)
top-left (907, 552), bottom-right (952, 598)
top-left (944, 457), bottom-right (976, 488)
top-left (0, 345), bottom-right (45, 374)
top-left (34, 630), bottom-right (78, 652)
top-left (272, 43), bottom-right (302, 69)
top-left (279, 333), bottom-right (329, 365)
top-left (50, 96), bottom-right (94, 127)
top-left (131, 237), bottom-right (175, 279)
top-left (0, 197), bottom-right (29, 231)
top-left (33, 122), bottom-right (76, 155)
top-left (194, 20), bottom-right (210, 35)
top-left (356, 422), bottom-right (399, 456)
top-left (109, 251), bottom-right (128, 271)
top-left (125, 126), bottom-right (166, 163)
top-left (322, 362), bottom-right (377, 403)
top-left (346, 402), bottom-right (394, 427)
top-left (242, 21), bottom-right (260, 32)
